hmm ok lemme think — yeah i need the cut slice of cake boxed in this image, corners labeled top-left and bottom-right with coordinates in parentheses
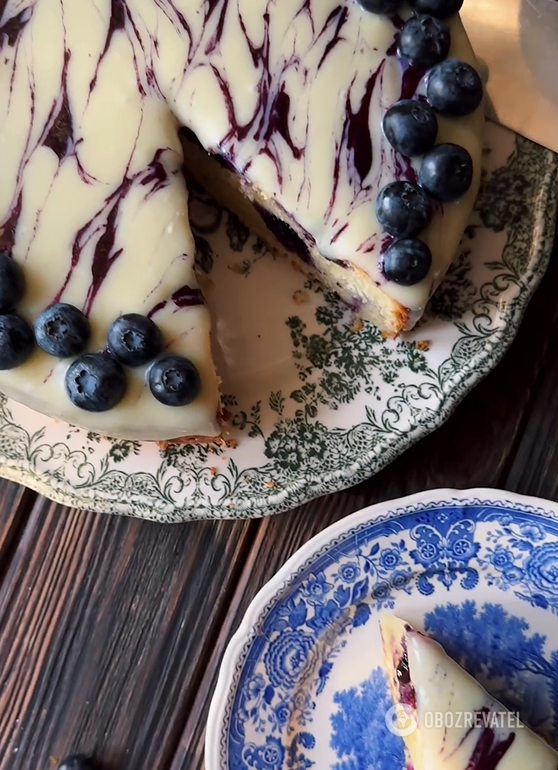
top-left (0, 0), bottom-right (484, 441)
top-left (380, 615), bottom-right (558, 770)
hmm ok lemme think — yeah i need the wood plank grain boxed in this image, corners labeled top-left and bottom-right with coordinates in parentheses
top-left (0, 497), bottom-right (256, 770)
top-left (0, 479), bottom-right (35, 582)
top-left (170, 231), bottom-right (558, 770)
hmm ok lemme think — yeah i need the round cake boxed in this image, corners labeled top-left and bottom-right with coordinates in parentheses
top-left (0, 0), bottom-right (484, 441)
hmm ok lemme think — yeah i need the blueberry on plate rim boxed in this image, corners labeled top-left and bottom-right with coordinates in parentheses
top-left (382, 99), bottom-right (438, 157)
top-left (419, 142), bottom-right (473, 202)
top-left (376, 181), bottom-right (433, 239)
top-left (107, 313), bottom-right (164, 367)
top-left (65, 353), bottom-right (127, 412)
top-left (149, 354), bottom-right (201, 407)
top-left (398, 14), bottom-right (451, 69)
top-left (0, 313), bottom-right (34, 370)
top-left (357, 0), bottom-right (405, 13)
top-left (0, 250), bottom-right (25, 314)
top-left (382, 238), bottom-right (432, 286)
top-left (409, 0), bottom-right (464, 19)
top-left (34, 302), bottom-right (91, 358)
top-left (426, 58), bottom-right (484, 117)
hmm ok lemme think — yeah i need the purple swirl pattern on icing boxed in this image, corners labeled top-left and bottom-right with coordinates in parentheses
top-left (0, 0), bottom-right (482, 439)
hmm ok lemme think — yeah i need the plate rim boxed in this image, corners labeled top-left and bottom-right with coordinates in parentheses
top-left (204, 486), bottom-right (558, 769)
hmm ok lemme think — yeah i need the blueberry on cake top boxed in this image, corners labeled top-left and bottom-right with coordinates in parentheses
top-left (0, 0), bottom-right (484, 441)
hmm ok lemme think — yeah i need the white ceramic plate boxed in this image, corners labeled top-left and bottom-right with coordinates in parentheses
top-left (0, 123), bottom-right (557, 521)
top-left (205, 488), bottom-right (558, 770)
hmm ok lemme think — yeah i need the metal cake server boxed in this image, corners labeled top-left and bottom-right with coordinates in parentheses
top-left (460, 0), bottom-right (558, 152)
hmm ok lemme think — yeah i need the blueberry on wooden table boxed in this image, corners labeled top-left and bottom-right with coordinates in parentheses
top-left (57, 756), bottom-right (97, 770)
top-left (382, 99), bottom-right (438, 157)
top-left (0, 313), bottom-right (34, 369)
top-left (419, 142), bottom-right (473, 202)
top-left (427, 59), bottom-right (484, 117)
top-left (107, 313), bottom-right (164, 367)
top-left (409, 0), bottom-right (464, 18)
top-left (398, 14), bottom-right (451, 68)
top-left (376, 182), bottom-right (433, 239)
top-left (149, 354), bottom-right (201, 407)
top-left (357, 0), bottom-right (405, 13)
top-left (0, 250), bottom-right (25, 313)
top-left (382, 238), bottom-right (432, 286)
top-left (65, 352), bottom-right (127, 412)
top-left (34, 303), bottom-right (90, 358)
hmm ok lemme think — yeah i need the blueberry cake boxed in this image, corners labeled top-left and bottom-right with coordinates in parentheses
top-left (380, 615), bottom-right (558, 770)
top-left (0, 0), bottom-right (484, 441)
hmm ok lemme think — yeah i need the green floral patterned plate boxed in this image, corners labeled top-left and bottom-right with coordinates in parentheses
top-left (1, 123), bottom-right (556, 521)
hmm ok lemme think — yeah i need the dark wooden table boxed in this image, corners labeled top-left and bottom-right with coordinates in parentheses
top-left (1, 222), bottom-right (558, 770)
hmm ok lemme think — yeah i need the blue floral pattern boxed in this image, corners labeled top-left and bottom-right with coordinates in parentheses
top-left (217, 498), bottom-right (558, 770)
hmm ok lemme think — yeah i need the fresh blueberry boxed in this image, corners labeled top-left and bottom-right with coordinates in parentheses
top-left (398, 14), bottom-right (451, 68)
top-left (107, 313), bottom-right (163, 367)
top-left (383, 99), bottom-right (438, 156)
top-left (426, 58), bottom-right (483, 116)
top-left (58, 756), bottom-right (98, 770)
top-left (34, 303), bottom-right (90, 358)
top-left (149, 355), bottom-right (201, 407)
top-left (419, 142), bottom-right (473, 202)
top-left (409, 0), bottom-right (463, 18)
top-left (0, 313), bottom-right (34, 369)
top-left (65, 353), bottom-right (127, 412)
top-left (357, 0), bottom-right (405, 13)
top-left (382, 238), bottom-right (432, 286)
top-left (376, 182), bottom-right (432, 238)
top-left (0, 251), bottom-right (25, 313)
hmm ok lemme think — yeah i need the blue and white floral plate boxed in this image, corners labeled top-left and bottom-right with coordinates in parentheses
top-left (206, 489), bottom-right (558, 770)
top-left (0, 126), bottom-right (557, 520)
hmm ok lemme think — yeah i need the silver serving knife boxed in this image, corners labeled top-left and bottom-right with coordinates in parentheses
top-left (460, 0), bottom-right (558, 152)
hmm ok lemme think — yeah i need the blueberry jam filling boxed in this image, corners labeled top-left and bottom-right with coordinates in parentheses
top-left (254, 203), bottom-right (314, 266)
top-left (34, 302), bottom-right (90, 358)
top-left (396, 651), bottom-right (417, 709)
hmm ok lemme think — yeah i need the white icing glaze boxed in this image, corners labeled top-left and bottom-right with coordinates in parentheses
top-left (381, 616), bottom-right (558, 770)
top-left (0, 0), bottom-right (484, 440)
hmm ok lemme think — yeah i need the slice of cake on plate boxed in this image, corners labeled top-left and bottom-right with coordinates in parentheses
top-left (380, 614), bottom-right (558, 770)
top-left (0, 0), bottom-right (484, 441)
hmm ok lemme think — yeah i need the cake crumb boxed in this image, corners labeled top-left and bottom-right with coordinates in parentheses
top-left (293, 289), bottom-right (309, 305)
top-left (351, 318), bottom-right (363, 333)
top-left (209, 467), bottom-right (217, 476)
top-left (416, 340), bottom-right (431, 351)
top-left (265, 480), bottom-right (276, 489)
top-left (381, 331), bottom-right (390, 340)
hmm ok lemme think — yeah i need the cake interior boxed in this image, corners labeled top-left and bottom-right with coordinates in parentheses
top-left (180, 130), bottom-right (409, 336)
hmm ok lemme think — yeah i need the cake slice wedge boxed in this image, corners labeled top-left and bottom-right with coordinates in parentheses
top-left (379, 615), bottom-right (558, 770)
